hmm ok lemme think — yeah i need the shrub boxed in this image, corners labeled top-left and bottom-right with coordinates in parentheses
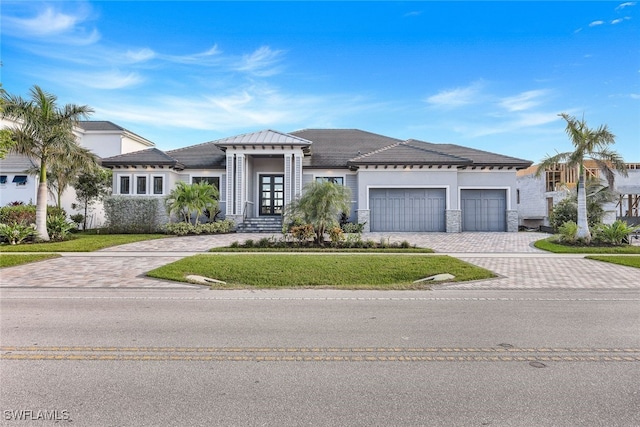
top-left (290, 224), bottom-right (316, 243)
top-left (0, 205), bottom-right (67, 226)
top-left (549, 198), bottom-right (603, 231)
top-left (341, 222), bottom-right (365, 233)
top-left (0, 222), bottom-right (37, 245)
top-left (328, 226), bottom-right (344, 244)
top-left (594, 220), bottom-right (640, 246)
top-left (163, 220), bottom-right (235, 236)
top-left (556, 221), bottom-right (578, 244)
top-left (46, 214), bottom-right (74, 241)
top-left (104, 196), bottom-right (165, 233)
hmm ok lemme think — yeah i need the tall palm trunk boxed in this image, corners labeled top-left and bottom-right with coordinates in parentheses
top-left (575, 166), bottom-right (591, 243)
top-left (36, 165), bottom-right (50, 241)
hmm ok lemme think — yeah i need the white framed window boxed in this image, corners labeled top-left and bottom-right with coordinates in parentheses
top-left (315, 176), bottom-right (344, 185)
top-left (136, 175), bottom-right (147, 195)
top-left (152, 176), bottom-right (164, 195)
top-left (0, 175), bottom-right (7, 185)
top-left (119, 175), bottom-right (131, 195)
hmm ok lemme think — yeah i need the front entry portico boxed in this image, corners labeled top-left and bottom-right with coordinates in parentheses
top-left (214, 130), bottom-right (312, 224)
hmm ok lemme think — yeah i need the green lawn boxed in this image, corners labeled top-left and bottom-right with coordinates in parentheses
top-left (586, 255), bottom-right (640, 269)
top-left (0, 253), bottom-right (61, 268)
top-left (534, 238), bottom-right (640, 254)
top-left (0, 233), bottom-right (168, 252)
top-left (147, 254), bottom-right (495, 289)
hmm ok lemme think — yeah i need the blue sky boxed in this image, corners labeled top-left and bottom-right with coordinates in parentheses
top-left (1, 1), bottom-right (639, 162)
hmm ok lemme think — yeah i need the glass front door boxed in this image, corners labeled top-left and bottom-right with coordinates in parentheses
top-left (259, 175), bottom-right (284, 216)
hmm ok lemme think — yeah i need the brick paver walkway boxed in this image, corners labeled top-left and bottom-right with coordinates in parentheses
top-left (1, 232), bottom-right (639, 289)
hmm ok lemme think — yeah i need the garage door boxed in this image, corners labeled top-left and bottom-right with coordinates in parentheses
top-left (461, 189), bottom-right (506, 231)
top-left (369, 188), bottom-right (446, 232)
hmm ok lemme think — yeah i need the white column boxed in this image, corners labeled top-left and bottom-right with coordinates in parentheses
top-left (293, 153), bottom-right (303, 197)
top-left (225, 154), bottom-right (235, 215)
top-left (284, 154), bottom-right (292, 206)
top-left (235, 154), bottom-right (245, 216)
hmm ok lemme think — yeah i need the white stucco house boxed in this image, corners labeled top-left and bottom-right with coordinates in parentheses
top-left (101, 129), bottom-right (532, 232)
top-left (0, 120), bottom-right (155, 227)
top-left (516, 162), bottom-right (640, 229)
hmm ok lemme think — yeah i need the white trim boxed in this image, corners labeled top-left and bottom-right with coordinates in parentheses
top-left (365, 185), bottom-right (451, 210)
top-left (117, 174), bottom-right (133, 195)
top-left (151, 175), bottom-right (165, 195)
top-left (134, 174), bottom-right (148, 195)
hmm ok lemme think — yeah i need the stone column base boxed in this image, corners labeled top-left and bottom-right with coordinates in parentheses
top-left (356, 209), bottom-right (370, 233)
top-left (446, 210), bottom-right (462, 233)
top-left (507, 210), bottom-right (518, 233)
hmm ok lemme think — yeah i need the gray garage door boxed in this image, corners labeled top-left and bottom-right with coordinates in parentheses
top-left (461, 189), bottom-right (506, 232)
top-left (369, 188), bottom-right (446, 232)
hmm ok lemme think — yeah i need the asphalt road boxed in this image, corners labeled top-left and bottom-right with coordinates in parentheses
top-left (1, 288), bottom-right (639, 427)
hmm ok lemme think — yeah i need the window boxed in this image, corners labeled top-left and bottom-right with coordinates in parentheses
top-left (516, 189), bottom-right (520, 204)
top-left (315, 177), bottom-right (344, 185)
top-left (120, 176), bottom-right (130, 194)
top-left (136, 176), bottom-right (147, 194)
top-left (153, 176), bottom-right (164, 195)
top-left (13, 175), bottom-right (28, 186)
top-left (0, 175), bottom-right (7, 185)
top-left (192, 176), bottom-right (220, 189)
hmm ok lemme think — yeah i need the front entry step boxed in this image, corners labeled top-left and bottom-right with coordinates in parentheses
top-left (236, 217), bottom-right (283, 233)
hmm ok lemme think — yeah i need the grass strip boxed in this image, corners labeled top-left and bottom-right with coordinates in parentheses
top-left (534, 238), bottom-right (640, 254)
top-left (585, 255), bottom-right (640, 269)
top-left (0, 254), bottom-right (60, 268)
top-left (147, 254), bottom-right (495, 289)
top-left (0, 234), bottom-right (168, 253)
top-left (210, 247), bottom-right (434, 253)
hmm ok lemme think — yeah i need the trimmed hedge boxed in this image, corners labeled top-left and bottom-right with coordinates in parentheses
top-left (104, 196), bottom-right (167, 233)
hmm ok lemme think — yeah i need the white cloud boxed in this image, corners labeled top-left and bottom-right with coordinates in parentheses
top-left (1, 4), bottom-right (99, 44)
top-left (404, 11), bottom-right (422, 17)
top-left (425, 81), bottom-right (485, 109)
top-left (58, 70), bottom-right (144, 90)
top-left (499, 90), bottom-right (550, 112)
top-left (589, 20), bottom-right (605, 27)
top-left (234, 46), bottom-right (286, 76)
top-left (126, 48), bottom-right (156, 63)
top-left (616, 2), bottom-right (636, 11)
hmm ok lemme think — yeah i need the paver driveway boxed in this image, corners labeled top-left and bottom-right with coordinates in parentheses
top-left (0, 232), bottom-right (638, 289)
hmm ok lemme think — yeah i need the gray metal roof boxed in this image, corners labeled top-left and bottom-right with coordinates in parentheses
top-left (212, 129), bottom-right (313, 147)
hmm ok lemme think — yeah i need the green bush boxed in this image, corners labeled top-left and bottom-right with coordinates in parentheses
top-left (594, 220), bottom-right (640, 246)
top-left (549, 198), bottom-right (603, 231)
top-left (341, 222), bottom-right (365, 233)
top-left (46, 214), bottom-right (75, 241)
top-left (104, 196), bottom-right (165, 233)
top-left (556, 221), bottom-right (579, 243)
top-left (163, 220), bottom-right (235, 236)
top-left (0, 205), bottom-right (66, 225)
top-left (0, 222), bottom-right (37, 245)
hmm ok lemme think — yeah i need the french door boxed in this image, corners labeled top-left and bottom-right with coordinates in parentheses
top-left (259, 175), bottom-right (284, 216)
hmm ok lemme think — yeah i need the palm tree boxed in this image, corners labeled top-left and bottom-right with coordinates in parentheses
top-left (165, 181), bottom-right (219, 226)
top-left (285, 181), bottom-right (352, 244)
top-left (1, 85), bottom-right (94, 240)
top-left (537, 113), bottom-right (627, 243)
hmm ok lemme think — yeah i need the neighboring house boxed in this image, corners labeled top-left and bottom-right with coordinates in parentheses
top-left (517, 162), bottom-right (640, 228)
top-left (101, 129), bottom-right (532, 232)
top-left (0, 119), bottom-right (155, 227)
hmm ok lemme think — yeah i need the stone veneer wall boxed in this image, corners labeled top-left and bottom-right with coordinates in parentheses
top-left (446, 210), bottom-right (462, 233)
top-left (507, 210), bottom-right (519, 232)
top-left (356, 209), bottom-right (370, 232)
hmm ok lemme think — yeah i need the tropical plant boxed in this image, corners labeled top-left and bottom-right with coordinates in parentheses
top-left (284, 181), bottom-right (352, 244)
top-left (0, 222), bottom-right (37, 245)
top-left (1, 85), bottom-right (95, 240)
top-left (46, 213), bottom-right (74, 241)
top-left (594, 220), bottom-right (640, 246)
top-left (165, 181), bottom-right (219, 226)
top-left (536, 114), bottom-right (627, 243)
top-left (557, 221), bottom-right (579, 244)
top-left (73, 168), bottom-right (112, 229)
